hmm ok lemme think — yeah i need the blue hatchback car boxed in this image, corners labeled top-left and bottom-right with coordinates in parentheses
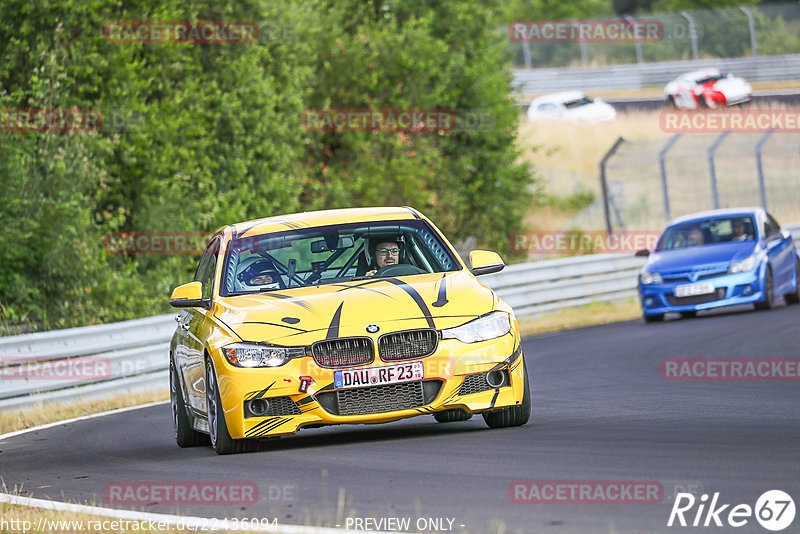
top-left (637, 208), bottom-right (799, 322)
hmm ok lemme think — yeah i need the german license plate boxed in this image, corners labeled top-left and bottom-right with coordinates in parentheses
top-left (334, 361), bottom-right (424, 389)
top-left (674, 281), bottom-right (715, 298)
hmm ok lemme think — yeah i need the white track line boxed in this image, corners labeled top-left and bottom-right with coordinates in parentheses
top-left (0, 401), bottom-right (384, 533)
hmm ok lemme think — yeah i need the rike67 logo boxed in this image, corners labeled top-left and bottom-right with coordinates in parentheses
top-left (668, 490), bottom-right (795, 531)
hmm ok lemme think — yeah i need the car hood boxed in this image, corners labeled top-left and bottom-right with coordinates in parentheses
top-left (647, 241), bottom-right (757, 274)
top-left (214, 271), bottom-right (496, 345)
top-left (709, 77), bottom-right (750, 95)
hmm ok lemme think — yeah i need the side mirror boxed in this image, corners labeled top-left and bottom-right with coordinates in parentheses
top-left (469, 250), bottom-right (505, 276)
top-left (169, 281), bottom-right (209, 309)
top-left (635, 249), bottom-right (651, 257)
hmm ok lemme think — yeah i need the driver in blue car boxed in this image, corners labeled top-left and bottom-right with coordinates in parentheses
top-left (365, 240), bottom-right (401, 277)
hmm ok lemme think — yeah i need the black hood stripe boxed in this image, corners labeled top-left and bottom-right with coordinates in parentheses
top-left (431, 273), bottom-right (448, 308)
top-left (381, 278), bottom-right (435, 328)
top-left (326, 302), bottom-right (344, 339)
top-left (235, 321), bottom-right (309, 333)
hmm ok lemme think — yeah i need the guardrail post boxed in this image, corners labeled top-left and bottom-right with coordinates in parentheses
top-left (522, 40), bottom-right (532, 69)
top-left (600, 137), bottom-right (626, 233)
top-left (623, 15), bottom-right (644, 63)
top-left (708, 132), bottom-right (730, 210)
top-left (680, 11), bottom-right (699, 60)
top-left (739, 6), bottom-right (758, 58)
top-left (658, 133), bottom-right (682, 220)
top-left (755, 129), bottom-right (774, 210)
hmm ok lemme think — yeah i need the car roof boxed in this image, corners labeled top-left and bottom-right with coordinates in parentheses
top-left (531, 91), bottom-right (587, 105)
top-left (677, 68), bottom-right (722, 82)
top-left (668, 207), bottom-right (762, 226)
top-left (227, 207), bottom-right (420, 238)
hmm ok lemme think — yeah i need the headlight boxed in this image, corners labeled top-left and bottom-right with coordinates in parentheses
top-left (729, 255), bottom-right (756, 274)
top-left (639, 269), bottom-right (663, 285)
top-left (223, 343), bottom-right (306, 368)
top-left (441, 312), bottom-right (511, 344)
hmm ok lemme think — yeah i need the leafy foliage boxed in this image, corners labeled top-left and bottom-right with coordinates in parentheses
top-left (0, 0), bottom-right (535, 330)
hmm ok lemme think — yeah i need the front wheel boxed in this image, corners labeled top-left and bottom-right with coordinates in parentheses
top-left (785, 259), bottom-right (800, 304)
top-left (643, 313), bottom-right (664, 323)
top-left (482, 362), bottom-right (530, 429)
top-left (207, 359), bottom-right (259, 454)
top-left (171, 359), bottom-right (208, 447)
top-left (755, 268), bottom-right (775, 311)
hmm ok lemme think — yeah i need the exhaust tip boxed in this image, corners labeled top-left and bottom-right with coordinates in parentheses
top-left (486, 370), bottom-right (506, 388)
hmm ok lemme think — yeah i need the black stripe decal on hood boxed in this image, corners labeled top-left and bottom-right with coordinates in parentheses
top-left (235, 321), bottom-right (309, 333)
top-left (431, 273), bottom-right (448, 308)
top-left (382, 278), bottom-right (435, 328)
top-left (326, 302), bottom-right (344, 339)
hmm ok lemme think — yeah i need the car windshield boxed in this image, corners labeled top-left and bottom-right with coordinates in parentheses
top-left (695, 74), bottom-right (725, 84)
top-left (656, 216), bottom-right (756, 251)
top-left (563, 97), bottom-right (593, 109)
top-left (221, 219), bottom-right (460, 295)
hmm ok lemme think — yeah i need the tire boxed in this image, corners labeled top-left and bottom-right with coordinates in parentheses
top-left (206, 359), bottom-right (259, 454)
top-left (171, 358), bottom-right (208, 447)
top-left (667, 96), bottom-right (677, 109)
top-left (680, 311), bottom-right (697, 319)
top-left (643, 313), bottom-right (664, 323)
top-left (433, 409), bottom-right (473, 423)
top-left (482, 362), bottom-right (530, 429)
top-left (785, 259), bottom-right (800, 304)
top-left (755, 268), bottom-right (775, 311)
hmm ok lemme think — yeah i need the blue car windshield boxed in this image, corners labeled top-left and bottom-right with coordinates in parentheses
top-left (657, 216), bottom-right (756, 251)
top-left (221, 219), bottom-right (460, 295)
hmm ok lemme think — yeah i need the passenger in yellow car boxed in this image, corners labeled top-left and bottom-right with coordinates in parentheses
top-left (365, 240), bottom-right (401, 277)
top-left (236, 259), bottom-right (282, 289)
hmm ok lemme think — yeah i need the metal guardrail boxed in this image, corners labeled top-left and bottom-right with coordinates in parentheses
top-left (0, 314), bottom-right (174, 409)
top-left (512, 53), bottom-right (800, 94)
top-left (2, 223), bottom-right (798, 408)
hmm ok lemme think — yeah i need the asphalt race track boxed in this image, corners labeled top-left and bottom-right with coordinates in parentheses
top-left (2, 303), bottom-right (799, 534)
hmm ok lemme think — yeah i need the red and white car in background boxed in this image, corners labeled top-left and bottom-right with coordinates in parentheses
top-left (665, 69), bottom-right (752, 110)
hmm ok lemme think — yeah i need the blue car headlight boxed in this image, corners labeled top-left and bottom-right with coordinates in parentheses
top-left (223, 343), bottom-right (306, 368)
top-left (441, 312), bottom-right (511, 343)
top-left (639, 269), bottom-right (663, 285)
top-left (728, 255), bottom-right (756, 274)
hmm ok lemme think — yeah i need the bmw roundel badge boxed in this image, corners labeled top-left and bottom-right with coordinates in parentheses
top-left (366, 324), bottom-right (380, 333)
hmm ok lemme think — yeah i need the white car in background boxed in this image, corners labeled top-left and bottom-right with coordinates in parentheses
top-left (526, 91), bottom-right (616, 123)
top-left (665, 69), bottom-right (752, 110)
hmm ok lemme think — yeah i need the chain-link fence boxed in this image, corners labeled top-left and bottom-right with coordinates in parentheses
top-left (508, 2), bottom-right (800, 68)
top-left (596, 132), bottom-right (800, 232)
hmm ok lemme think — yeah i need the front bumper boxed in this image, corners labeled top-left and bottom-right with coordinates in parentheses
top-left (213, 333), bottom-right (526, 439)
top-left (638, 269), bottom-right (764, 316)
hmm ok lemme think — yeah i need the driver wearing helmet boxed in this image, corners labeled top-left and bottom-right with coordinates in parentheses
top-left (237, 259), bottom-right (282, 289)
top-left (365, 240), bottom-right (401, 277)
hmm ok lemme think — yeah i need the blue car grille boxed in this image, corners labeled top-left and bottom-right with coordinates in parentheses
top-left (662, 269), bottom-right (728, 283)
top-left (666, 288), bottom-right (727, 305)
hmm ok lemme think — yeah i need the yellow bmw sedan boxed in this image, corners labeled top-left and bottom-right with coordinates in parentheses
top-left (169, 207), bottom-right (530, 454)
